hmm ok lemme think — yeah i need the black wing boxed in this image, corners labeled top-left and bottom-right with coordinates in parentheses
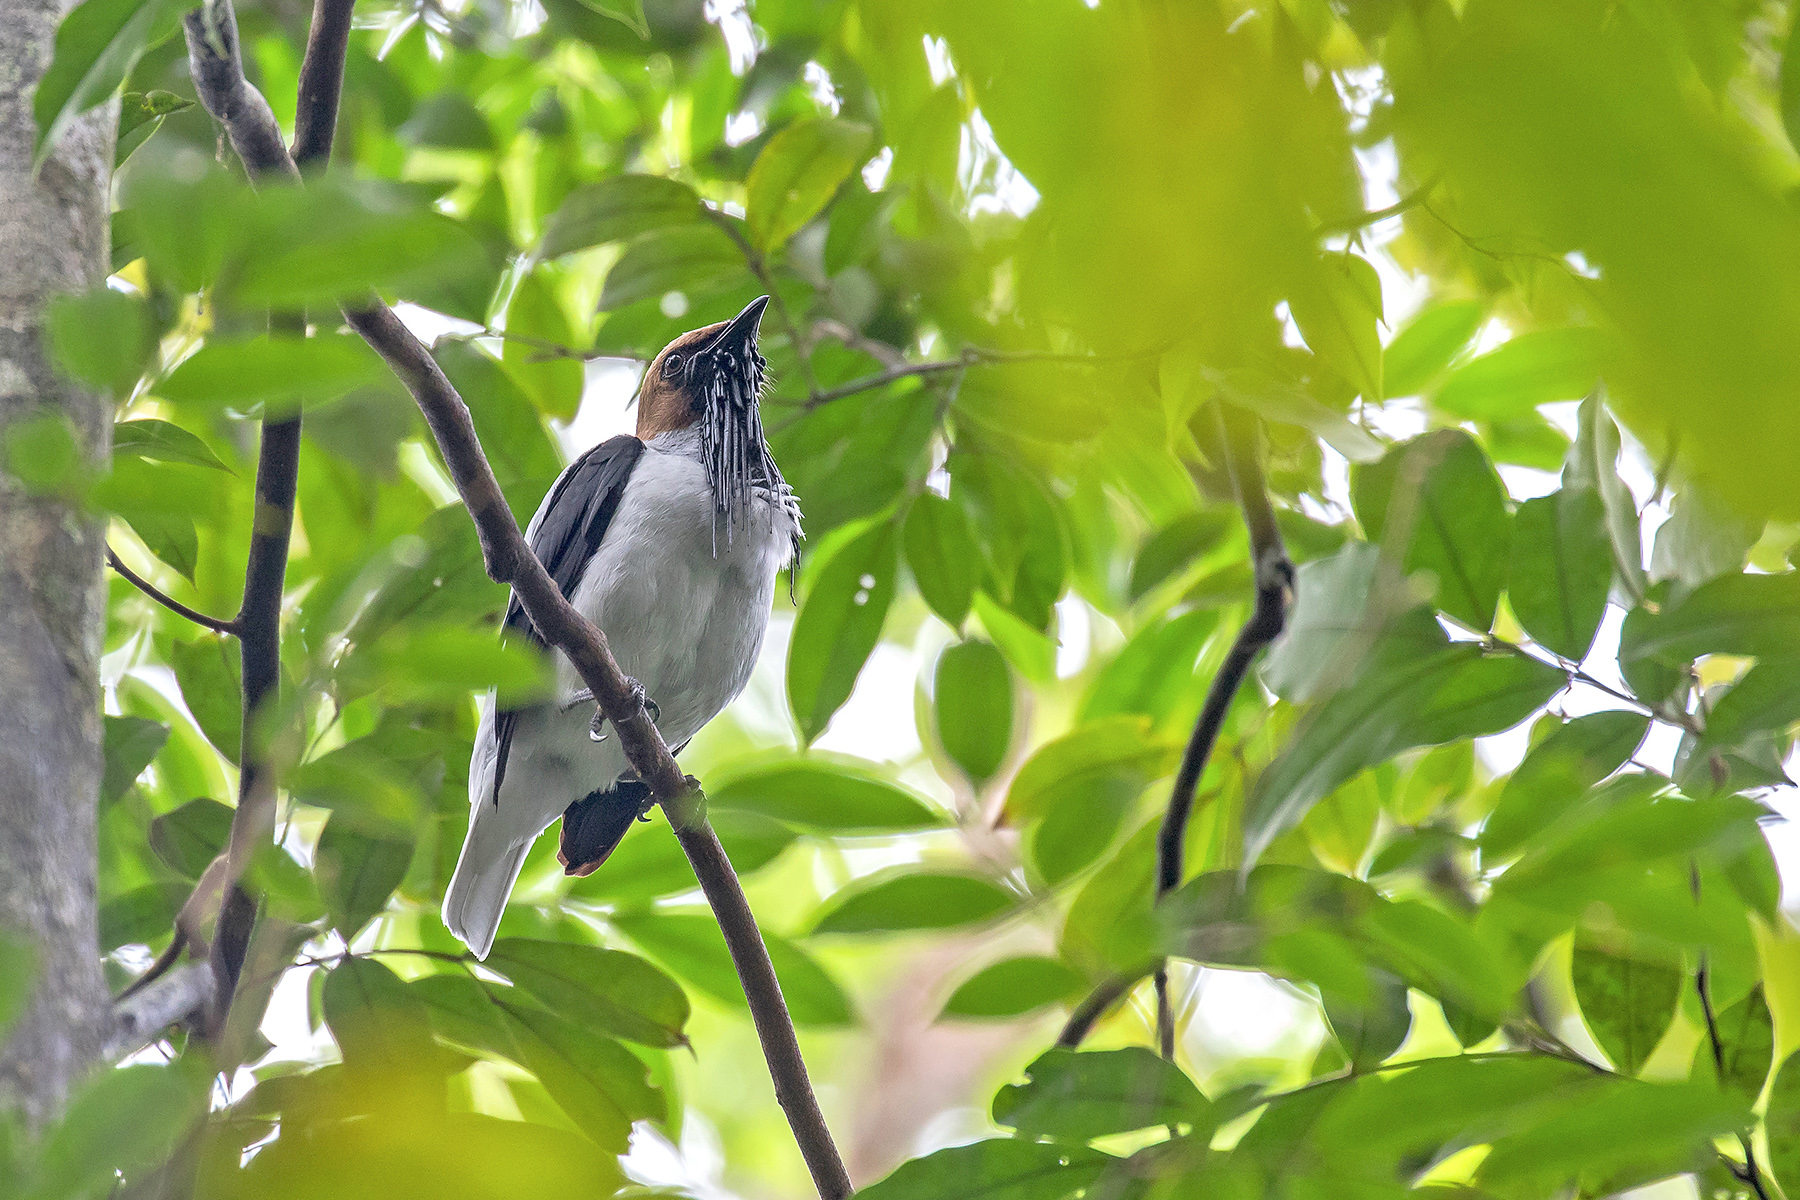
top-left (490, 435), bottom-right (645, 803)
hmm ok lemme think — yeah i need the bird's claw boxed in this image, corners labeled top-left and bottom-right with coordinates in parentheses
top-left (578, 679), bottom-right (658, 743)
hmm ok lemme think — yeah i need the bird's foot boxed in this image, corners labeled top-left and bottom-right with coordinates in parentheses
top-left (580, 679), bottom-right (659, 743)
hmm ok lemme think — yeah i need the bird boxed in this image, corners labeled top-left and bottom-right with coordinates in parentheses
top-left (442, 295), bottom-right (801, 960)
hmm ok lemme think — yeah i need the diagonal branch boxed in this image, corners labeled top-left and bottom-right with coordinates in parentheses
top-left (180, 14), bottom-right (849, 1193)
top-left (105, 543), bottom-right (239, 635)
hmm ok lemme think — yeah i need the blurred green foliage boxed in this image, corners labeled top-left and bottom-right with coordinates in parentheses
top-left (11, 0), bottom-right (1800, 1196)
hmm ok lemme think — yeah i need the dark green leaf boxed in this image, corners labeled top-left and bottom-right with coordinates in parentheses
top-left (487, 938), bottom-right (689, 1048)
top-left (114, 89), bottom-right (190, 166)
top-left (101, 715), bottom-right (166, 806)
top-left (169, 635), bottom-right (242, 761)
top-left (396, 91), bottom-right (494, 150)
top-left (1352, 429), bottom-right (1510, 631)
top-left (706, 754), bottom-right (943, 832)
top-left (33, 0), bottom-right (183, 169)
top-left (745, 118), bottom-right (876, 251)
top-left (157, 335), bottom-right (389, 413)
top-left (147, 797), bottom-right (233, 880)
top-left (112, 419), bottom-right (230, 472)
top-left (855, 1139), bottom-right (1109, 1200)
top-left (610, 911), bottom-right (852, 1027)
top-left (1321, 968), bottom-right (1412, 1071)
top-left (1383, 299), bottom-right (1485, 398)
top-left (904, 492), bottom-right (981, 625)
top-left (314, 818), bottom-right (412, 938)
top-left (1434, 327), bottom-right (1602, 420)
top-left (1477, 1077), bottom-right (1745, 1188)
top-left (1482, 710), bottom-right (1648, 859)
top-left (1128, 510), bottom-right (1235, 600)
top-left (934, 640), bottom-right (1014, 785)
top-left (26, 1063), bottom-right (201, 1200)
top-left (1508, 486), bottom-right (1611, 660)
top-left (787, 515), bottom-right (899, 742)
top-left (1621, 571), bottom-right (1800, 671)
top-left (1261, 541), bottom-right (1401, 704)
top-left (497, 1001), bottom-right (663, 1150)
top-left (811, 870), bottom-right (1015, 935)
top-left (410, 973), bottom-right (515, 1059)
top-left (322, 957), bottom-right (439, 1078)
top-left (993, 1047), bottom-right (1205, 1140)
top-left (45, 288), bottom-right (153, 393)
top-left (541, 174), bottom-right (700, 258)
top-left (597, 225), bottom-right (743, 311)
top-left (1570, 947), bottom-right (1680, 1075)
top-left (942, 956), bottom-right (1084, 1020)
top-left (1715, 984), bottom-right (1775, 1105)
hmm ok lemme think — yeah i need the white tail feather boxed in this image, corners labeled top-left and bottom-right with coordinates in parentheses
top-left (442, 834), bottom-right (529, 961)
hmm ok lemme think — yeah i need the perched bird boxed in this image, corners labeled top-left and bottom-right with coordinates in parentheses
top-left (443, 296), bottom-right (801, 959)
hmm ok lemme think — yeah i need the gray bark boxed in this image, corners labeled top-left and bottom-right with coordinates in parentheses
top-left (0, 0), bottom-right (117, 1130)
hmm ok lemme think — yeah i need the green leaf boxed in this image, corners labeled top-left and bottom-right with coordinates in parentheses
top-left (745, 118), bottom-right (876, 252)
top-left (1382, 299), bottom-right (1485, 398)
top-left (1682, 657), bottom-right (1800, 795)
top-left (1767, 1050), bottom-right (1800, 1194)
top-left (487, 938), bottom-right (689, 1049)
top-left (597, 224), bottom-right (744, 311)
top-left (973, 591), bottom-right (1056, 684)
top-left (313, 818), bottom-right (412, 939)
top-left (497, 1001), bottom-right (664, 1150)
top-left (706, 754), bottom-right (943, 832)
top-left (1715, 984), bottom-right (1775, 1105)
top-left (1482, 711), bottom-right (1648, 859)
top-left (322, 957), bottom-right (439, 1078)
top-left (101, 715), bottom-right (167, 806)
top-left (33, 0), bottom-right (183, 169)
top-left (500, 272), bottom-right (584, 420)
top-left (1127, 510), bottom-right (1236, 600)
top-left (994, 1047), bottom-right (1205, 1141)
top-left (26, 1063), bottom-right (201, 1200)
top-left (112, 419), bottom-right (230, 472)
top-left (1352, 429), bottom-right (1511, 631)
top-left (541, 174), bottom-right (700, 258)
top-left (157, 335), bottom-right (389, 413)
top-left (410, 973), bottom-right (516, 1059)
top-left (1508, 486), bottom-right (1612, 660)
top-left (1288, 251), bottom-right (1383, 400)
top-left (45, 288), bottom-right (153, 393)
top-left (1261, 541), bottom-right (1400, 704)
top-left (1080, 609), bottom-right (1221, 727)
top-left (572, 809), bottom-right (796, 904)
top-left (115, 89), bottom-right (190, 167)
top-left (1434, 327), bottom-right (1603, 420)
top-left (787, 515), bottom-right (899, 742)
top-left (1320, 967), bottom-right (1412, 1071)
top-left (934, 640), bottom-right (1014, 785)
top-left (1620, 571), bottom-right (1800, 677)
top-left (169, 635), bottom-right (243, 761)
top-left (148, 797), bottom-right (233, 880)
top-left (942, 956), bottom-right (1084, 1020)
top-left (855, 1139), bottom-right (1109, 1200)
top-left (1007, 715), bottom-right (1178, 883)
top-left (1570, 947), bottom-right (1680, 1075)
top-left (396, 91), bottom-right (495, 151)
top-left (1784, 12), bottom-right (1800, 155)
top-left (573, 0), bottom-right (648, 37)
top-left (811, 870), bottom-right (1016, 935)
top-left (338, 621), bottom-right (551, 708)
top-left (610, 911), bottom-right (852, 1027)
top-left (1649, 484), bottom-right (1760, 588)
top-left (904, 492), bottom-right (982, 625)
top-left (1564, 392), bottom-right (1647, 604)
top-left (1246, 610), bottom-right (1562, 864)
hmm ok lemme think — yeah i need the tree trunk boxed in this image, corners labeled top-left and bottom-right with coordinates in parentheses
top-left (0, 0), bottom-right (116, 1130)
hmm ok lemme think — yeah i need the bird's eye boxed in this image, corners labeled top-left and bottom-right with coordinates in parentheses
top-left (660, 353), bottom-right (686, 380)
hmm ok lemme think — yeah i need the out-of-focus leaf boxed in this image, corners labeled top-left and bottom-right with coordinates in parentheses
top-left (811, 870), bottom-right (1015, 935)
top-left (573, 0), bottom-right (648, 37)
top-left (572, 809), bottom-right (795, 904)
top-left (1246, 610), bottom-right (1561, 864)
top-left (597, 224), bottom-right (743, 311)
top-left (1509, 486), bottom-right (1611, 661)
top-left (147, 797), bottom-right (233, 880)
top-left (854, 1139), bottom-right (1110, 1200)
top-left (787, 515), bottom-right (899, 742)
top-left (1767, 1050), bottom-right (1800, 1193)
top-left (487, 938), bottom-right (689, 1049)
top-left (1128, 510), bottom-right (1236, 600)
top-left (33, 0), bottom-right (184, 169)
top-left (1570, 946), bottom-right (1679, 1076)
top-left (1482, 710), bottom-right (1647, 859)
top-left (314, 818), bottom-right (412, 939)
top-left (1321, 967), bottom-right (1412, 1071)
top-left (942, 956), bottom-right (1084, 1020)
top-left (396, 91), bottom-right (494, 150)
top-left (1288, 251), bottom-right (1383, 400)
top-left (322, 958), bottom-right (441, 1107)
top-left (112, 419), bottom-right (230, 472)
top-left (1714, 984), bottom-right (1775, 1105)
top-left (1564, 392), bottom-right (1647, 604)
top-left (25, 1063), bottom-right (201, 1200)
top-left (610, 911), bottom-right (852, 1027)
top-left (114, 89), bottom-right (189, 166)
top-left (973, 591), bottom-right (1056, 684)
top-left (501, 271), bottom-right (584, 420)
top-left (1007, 716), bottom-right (1177, 822)
top-left (46, 288), bottom-right (153, 393)
top-left (1434, 327), bottom-right (1603, 420)
top-left (1261, 541), bottom-right (1400, 704)
top-left (1620, 571), bottom-right (1800, 681)
top-left (1352, 429), bottom-right (1510, 631)
top-left (745, 118), bottom-right (875, 251)
top-left (1080, 609), bottom-right (1220, 728)
top-left (934, 640), bottom-right (1013, 785)
top-left (101, 714), bottom-right (167, 806)
top-left (1650, 484), bottom-right (1760, 588)
top-left (156, 335), bottom-right (389, 413)
top-left (169, 635), bottom-right (243, 761)
top-left (541, 174), bottom-right (700, 258)
top-left (904, 492), bottom-right (981, 626)
top-left (339, 622), bottom-right (551, 708)
top-left (1383, 299), bottom-right (1485, 397)
top-left (1681, 657), bottom-right (1800, 798)
top-left (498, 1001), bottom-right (663, 1150)
top-left (706, 754), bottom-right (942, 832)
top-left (993, 1047), bottom-right (1205, 1140)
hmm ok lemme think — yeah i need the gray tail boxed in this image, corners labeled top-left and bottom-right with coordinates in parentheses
top-left (442, 836), bottom-right (529, 961)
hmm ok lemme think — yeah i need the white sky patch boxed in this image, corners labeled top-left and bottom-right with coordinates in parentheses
top-left (1055, 596), bottom-right (1091, 679)
top-left (1188, 969), bottom-right (1321, 1059)
top-left (862, 145), bottom-right (894, 192)
top-left (554, 359), bottom-right (643, 458)
top-left (724, 109), bottom-right (764, 147)
top-left (705, 0), bottom-right (758, 75)
top-left (922, 35), bottom-right (956, 85)
top-left (802, 62), bottom-right (842, 115)
top-left (960, 109), bottom-right (1040, 219)
top-left (814, 642), bottom-right (926, 762)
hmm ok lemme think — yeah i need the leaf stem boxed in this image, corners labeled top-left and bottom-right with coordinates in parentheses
top-left (105, 544), bottom-right (240, 636)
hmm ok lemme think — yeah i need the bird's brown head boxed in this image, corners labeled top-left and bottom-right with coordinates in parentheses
top-left (636, 295), bottom-right (771, 440)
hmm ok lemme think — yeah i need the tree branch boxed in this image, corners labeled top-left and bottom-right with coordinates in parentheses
top-left (105, 544), bottom-right (239, 635)
top-left (105, 963), bottom-right (216, 1062)
top-left (291, 0), bottom-right (354, 170)
top-left (1056, 967), bottom-right (1152, 1050)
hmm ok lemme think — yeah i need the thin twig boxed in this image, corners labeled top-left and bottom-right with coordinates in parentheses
top-left (1313, 175), bottom-right (1440, 237)
top-left (105, 544), bottom-right (240, 635)
top-left (1693, 863), bottom-right (1775, 1200)
top-left (1057, 967), bottom-right (1153, 1049)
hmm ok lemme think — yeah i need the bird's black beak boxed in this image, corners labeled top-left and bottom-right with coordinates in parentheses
top-left (705, 295), bottom-right (769, 359)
